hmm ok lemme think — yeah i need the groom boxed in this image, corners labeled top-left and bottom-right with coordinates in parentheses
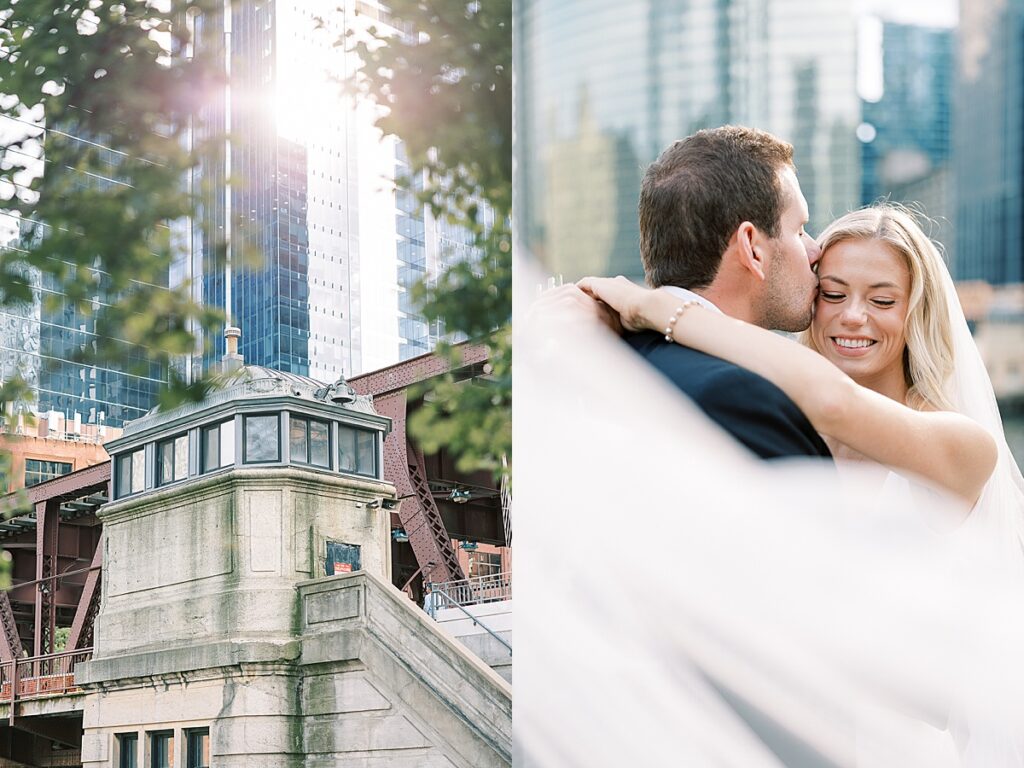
top-left (629, 126), bottom-right (831, 459)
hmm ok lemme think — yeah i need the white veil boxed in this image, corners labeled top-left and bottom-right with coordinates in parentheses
top-left (939, 258), bottom-right (1024, 572)
top-left (933, 257), bottom-right (1024, 764)
top-left (515, 257), bottom-right (1024, 767)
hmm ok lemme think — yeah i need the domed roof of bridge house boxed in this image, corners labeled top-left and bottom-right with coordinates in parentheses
top-left (105, 328), bottom-right (390, 501)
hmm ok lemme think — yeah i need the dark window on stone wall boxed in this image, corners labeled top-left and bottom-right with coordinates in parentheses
top-left (243, 414), bottom-right (280, 463)
top-left (326, 541), bottom-right (361, 575)
top-left (116, 733), bottom-right (138, 768)
top-left (289, 415), bottom-right (330, 468)
top-left (186, 728), bottom-right (210, 768)
top-left (148, 731), bottom-right (173, 768)
top-left (338, 426), bottom-right (377, 477)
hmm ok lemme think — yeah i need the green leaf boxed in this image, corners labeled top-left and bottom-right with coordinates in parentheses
top-left (345, 0), bottom-right (511, 478)
top-left (0, 0), bottom-right (226, 554)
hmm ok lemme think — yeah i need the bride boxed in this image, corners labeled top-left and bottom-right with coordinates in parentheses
top-left (572, 202), bottom-right (1024, 763)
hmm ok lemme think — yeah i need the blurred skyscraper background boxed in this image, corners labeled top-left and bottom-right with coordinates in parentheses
top-left (518, 0), bottom-right (861, 280)
top-left (953, 0), bottom-right (1024, 285)
top-left (860, 20), bottom-right (953, 245)
top-left (515, 0), bottom-right (1024, 460)
top-left (950, 0), bottom-right (1024, 458)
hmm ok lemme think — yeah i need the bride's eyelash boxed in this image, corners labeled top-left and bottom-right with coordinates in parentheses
top-left (872, 299), bottom-right (896, 307)
top-left (821, 292), bottom-right (844, 301)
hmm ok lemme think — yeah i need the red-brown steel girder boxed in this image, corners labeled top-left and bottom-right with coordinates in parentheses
top-left (0, 461), bottom-right (109, 658)
top-left (349, 343), bottom-right (490, 398)
top-left (377, 393), bottom-right (415, 500)
top-left (67, 532), bottom-right (102, 652)
top-left (0, 590), bottom-right (23, 662)
top-left (33, 500), bottom-right (59, 657)
top-left (375, 393), bottom-right (464, 585)
top-left (406, 441), bottom-right (464, 584)
top-left (6, 461), bottom-right (110, 510)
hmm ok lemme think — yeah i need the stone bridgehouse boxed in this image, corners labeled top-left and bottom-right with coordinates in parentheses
top-left (0, 343), bottom-right (511, 767)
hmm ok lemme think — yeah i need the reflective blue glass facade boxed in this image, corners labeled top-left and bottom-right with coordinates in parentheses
top-left (190, 1), bottom-right (313, 376)
top-left (861, 23), bottom-right (952, 203)
top-left (953, 0), bottom-right (1024, 283)
top-left (860, 22), bottom-right (953, 250)
top-left (0, 132), bottom-right (168, 428)
top-left (36, 267), bottom-right (165, 426)
top-left (185, 0), bottom-right (429, 379)
top-left (395, 142), bottom-right (430, 361)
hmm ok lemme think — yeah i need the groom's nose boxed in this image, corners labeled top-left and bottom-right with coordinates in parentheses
top-left (805, 237), bottom-right (822, 267)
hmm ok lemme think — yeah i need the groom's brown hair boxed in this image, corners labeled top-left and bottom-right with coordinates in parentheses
top-left (640, 126), bottom-right (794, 289)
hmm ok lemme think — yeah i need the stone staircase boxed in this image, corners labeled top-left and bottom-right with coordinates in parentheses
top-left (432, 600), bottom-right (513, 683)
top-left (298, 572), bottom-right (512, 766)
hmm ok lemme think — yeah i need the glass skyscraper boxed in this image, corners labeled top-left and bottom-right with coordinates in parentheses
top-left (517, 0), bottom-right (862, 281)
top-left (860, 22), bottom-right (953, 251)
top-left (395, 142), bottom-right (432, 362)
top-left (188, 1), bottom-right (316, 378)
top-left (1, 133), bottom-right (167, 428)
top-left (393, 147), bottom-right (484, 362)
top-left (953, 0), bottom-right (1024, 284)
top-left (183, 0), bottom-right (444, 381)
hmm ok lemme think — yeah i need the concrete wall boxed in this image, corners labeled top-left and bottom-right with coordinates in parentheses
top-left (81, 676), bottom-right (228, 767)
top-left (80, 669), bottom-right (306, 768)
top-left (77, 637), bottom-right (307, 765)
top-left (78, 572), bottom-right (510, 766)
top-left (94, 467), bottom-right (393, 656)
top-left (77, 462), bottom-right (510, 767)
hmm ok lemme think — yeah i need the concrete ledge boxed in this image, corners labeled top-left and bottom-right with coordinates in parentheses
top-left (78, 573), bottom-right (510, 766)
top-left (76, 640), bottom-right (301, 685)
top-left (95, 587), bottom-right (302, 656)
top-left (305, 754), bottom-right (457, 768)
top-left (297, 629), bottom-right (364, 666)
top-left (0, 691), bottom-right (86, 717)
top-left (100, 466), bottom-right (396, 524)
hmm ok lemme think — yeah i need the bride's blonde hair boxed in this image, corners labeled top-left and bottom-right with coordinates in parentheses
top-left (801, 203), bottom-right (956, 411)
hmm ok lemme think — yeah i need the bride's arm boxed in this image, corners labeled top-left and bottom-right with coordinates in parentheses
top-left (578, 276), bottom-right (998, 506)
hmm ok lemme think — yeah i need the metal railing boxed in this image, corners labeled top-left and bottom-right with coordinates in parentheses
top-left (427, 589), bottom-right (512, 656)
top-left (429, 572), bottom-right (512, 608)
top-left (42, 751), bottom-right (82, 767)
top-left (0, 648), bottom-right (92, 706)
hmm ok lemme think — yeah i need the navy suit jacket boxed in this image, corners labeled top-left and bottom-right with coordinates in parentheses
top-left (627, 331), bottom-right (832, 460)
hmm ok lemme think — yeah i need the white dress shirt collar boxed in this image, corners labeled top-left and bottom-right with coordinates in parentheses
top-left (660, 286), bottom-right (724, 315)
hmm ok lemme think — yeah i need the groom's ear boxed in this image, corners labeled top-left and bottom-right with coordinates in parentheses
top-left (733, 221), bottom-right (768, 282)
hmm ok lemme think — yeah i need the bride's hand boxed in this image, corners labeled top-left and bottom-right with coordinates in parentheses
top-left (527, 284), bottom-right (624, 336)
top-left (577, 276), bottom-right (662, 333)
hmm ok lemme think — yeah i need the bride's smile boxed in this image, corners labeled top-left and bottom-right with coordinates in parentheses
top-left (831, 336), bottom-right (876, 353)
top-left (811, 237), bottom-right (911, 403)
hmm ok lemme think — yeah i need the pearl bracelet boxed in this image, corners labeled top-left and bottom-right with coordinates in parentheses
top-left (664, 300), bottom-right (700, 343)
